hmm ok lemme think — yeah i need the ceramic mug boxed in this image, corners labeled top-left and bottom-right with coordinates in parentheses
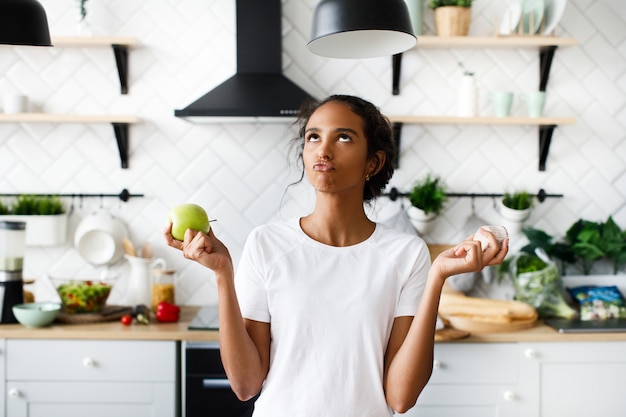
top-left (491, 91), bottom-right (514, 117)
top-left (523, 91), bottom-right (546, 117)
top-left (3, 94), bottom-right (27, 114)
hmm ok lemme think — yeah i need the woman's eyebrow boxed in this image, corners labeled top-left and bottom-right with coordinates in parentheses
top-left (304, 127), bottom-right (359, 135)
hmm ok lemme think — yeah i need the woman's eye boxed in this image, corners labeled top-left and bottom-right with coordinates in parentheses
top-left (306, 134), bottom-right (320, 142)
top-left (338, 134), bottom-right (352, 143)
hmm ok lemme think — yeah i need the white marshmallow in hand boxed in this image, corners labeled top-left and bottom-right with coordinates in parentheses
top-left (473, 225), bottom-right (508, 251)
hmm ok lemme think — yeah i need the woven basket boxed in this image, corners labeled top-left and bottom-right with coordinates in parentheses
top-left (434, 6), bottom-right (471, 37)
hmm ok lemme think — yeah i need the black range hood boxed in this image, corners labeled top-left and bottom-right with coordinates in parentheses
top-left (175, 0), bottom-right (315, 121)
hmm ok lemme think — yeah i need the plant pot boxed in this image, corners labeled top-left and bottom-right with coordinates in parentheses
top-left (434, 6), bottom-right (471, 36)
top-left (497, 201), bottom-right (531, 235)
top-left (406, 206), bottom-right (437, 235)
top-left (0, 214), bottom-right (68, 246)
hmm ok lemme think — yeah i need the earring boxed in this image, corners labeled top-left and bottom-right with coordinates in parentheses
top-left (365, 174), bottom-right (370, 181)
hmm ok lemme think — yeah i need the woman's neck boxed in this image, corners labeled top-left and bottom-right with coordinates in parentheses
top-left (300, 194), bottom-right (375, 247)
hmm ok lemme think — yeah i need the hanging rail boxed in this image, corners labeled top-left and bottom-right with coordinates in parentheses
top-left (384, 187), bottom-right (563, 203)
top-left (0, 188), bottom-right (143, 202)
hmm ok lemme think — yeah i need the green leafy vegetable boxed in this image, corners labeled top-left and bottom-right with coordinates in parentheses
top-left (509, 252), bottom-right (578, 319)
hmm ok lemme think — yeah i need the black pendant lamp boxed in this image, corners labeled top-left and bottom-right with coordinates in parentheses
top-left (0, 0), bottom-right (52, 46)
top-left (308, 0), bottom-right (416, 59)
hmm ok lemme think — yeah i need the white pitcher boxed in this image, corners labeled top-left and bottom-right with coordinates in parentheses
top-left (125, 255), bottom-right (166, 307)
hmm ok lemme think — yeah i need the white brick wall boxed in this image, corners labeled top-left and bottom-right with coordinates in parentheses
top-left (2, 0), bottom-right (624, 305)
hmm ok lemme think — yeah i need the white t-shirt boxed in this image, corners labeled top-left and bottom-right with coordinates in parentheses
top-left (235, 218), bottom-right (430, 417)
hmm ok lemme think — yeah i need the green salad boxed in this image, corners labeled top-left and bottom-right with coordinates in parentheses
top-left (56, 280), bottom-right (112, 314)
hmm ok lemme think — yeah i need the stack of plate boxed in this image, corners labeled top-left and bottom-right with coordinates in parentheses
top-left (499, 0), bottom-right (567, 36)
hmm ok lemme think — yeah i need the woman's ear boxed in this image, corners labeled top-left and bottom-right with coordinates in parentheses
top-left (368, 151), bottom-right (386, 176)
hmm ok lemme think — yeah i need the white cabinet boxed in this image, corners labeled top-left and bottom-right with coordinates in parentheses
top-left (402, 343), bottom-right (522, 417)
top-left (518, 341), bottom-right (626, 417)
top-left (5, 339), bottom-right (178, 417)
top-left (399, 341), bottom-right (626, 417)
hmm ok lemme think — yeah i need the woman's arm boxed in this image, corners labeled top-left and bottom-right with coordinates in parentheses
top-left (164, 224), bottom-right (270, 401)
top-left (383, 230), bottom-right (509, 413)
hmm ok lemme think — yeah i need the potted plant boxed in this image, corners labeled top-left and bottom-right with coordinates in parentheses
top-left (498, 190), bottom-right (534, 234)
top-left (406, 173), bottom-right (447, 235)
top-left (0, 195), bottom-right (68, 246)
top-left (428, 0), bottom-right (473, 37)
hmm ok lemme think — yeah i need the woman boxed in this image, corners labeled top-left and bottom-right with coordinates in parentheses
top-left (164, 95), bottom-right (508, 416)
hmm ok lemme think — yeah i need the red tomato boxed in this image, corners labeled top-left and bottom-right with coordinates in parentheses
top-left (120, 315), bottom-right (133, 326)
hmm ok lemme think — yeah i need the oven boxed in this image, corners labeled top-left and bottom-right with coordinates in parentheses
top-left (184, 342), bottom-right (258, 417)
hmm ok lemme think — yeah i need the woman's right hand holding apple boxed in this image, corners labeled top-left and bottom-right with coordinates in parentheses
top-left (164, 222), bottom-right (234, 278)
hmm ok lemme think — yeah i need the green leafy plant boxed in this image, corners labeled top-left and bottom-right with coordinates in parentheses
top-left (0, 200), bottom-right (9, 215)
top-left (502, 191), bottom-right (534, 210)
top-left (11, 195), bottom-right (65, 215)
top-left (408, 173), bottom-right (448, 216)
top-left (520, 216), bottom-right (626, 275)
top-left (429, 0), bottom-right (472, 9)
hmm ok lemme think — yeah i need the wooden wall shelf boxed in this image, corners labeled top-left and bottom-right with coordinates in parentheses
top-left (0, 114), bottom-right (140, 169)
top-left (51, 36), bottom-right (139, 94)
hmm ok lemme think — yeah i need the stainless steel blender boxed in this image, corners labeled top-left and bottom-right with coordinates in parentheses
top-left (0, 221), bottom-right (26, 323)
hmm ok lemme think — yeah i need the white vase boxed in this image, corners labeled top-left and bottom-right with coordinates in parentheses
top-left (457, 74), bottom-right (477, 117)
top-left (406, 206), bottom-right (437, 235)
top-left (497, 201), bottom-right (531, 235)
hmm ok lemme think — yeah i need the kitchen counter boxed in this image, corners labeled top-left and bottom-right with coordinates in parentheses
top-left (1, 306), bottom-right (626, 342)
top-left (0, 306), bottom-right (219, 342)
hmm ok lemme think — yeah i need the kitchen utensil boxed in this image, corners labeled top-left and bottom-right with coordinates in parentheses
top-left (141, 242), bottom-right (153, 259)
top-left (74, 210), bottom-right (129, 266)
top-left (123, 238), bottom-right (137, 257)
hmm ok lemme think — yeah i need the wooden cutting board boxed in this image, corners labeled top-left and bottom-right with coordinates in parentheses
top-left (56, 305), bottom-right (133, 324)
top-left (435, 327), bottom-right (470, 341)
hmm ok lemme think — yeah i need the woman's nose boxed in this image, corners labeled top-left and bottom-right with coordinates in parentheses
top-left (317, 139), bottom-right (332, 159)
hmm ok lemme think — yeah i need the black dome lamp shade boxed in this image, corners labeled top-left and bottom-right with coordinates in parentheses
top-left (307, 0), bottom-right (416, 59)
top-left (0, 0), bottom-right (52, 46)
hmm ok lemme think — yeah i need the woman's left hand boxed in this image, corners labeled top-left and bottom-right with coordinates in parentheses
top-left (431, 228), bottom-right (508, 280)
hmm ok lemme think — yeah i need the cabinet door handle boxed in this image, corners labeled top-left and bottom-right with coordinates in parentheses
top-left (8, 388), bottom-right (20, 398)
top-left (524, 348), bottom-right (537, 359)
top-left (433, 359), bottom-right (442, 370)
top-left (83, 357), bottom-right (96, 367)
top-left (503, 390), bottom-right (516, 401)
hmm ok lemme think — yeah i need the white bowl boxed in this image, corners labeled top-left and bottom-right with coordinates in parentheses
top-left (74, 211), bottom-right (129, 266)
top-left (13, 302), bottom-right (61, 327)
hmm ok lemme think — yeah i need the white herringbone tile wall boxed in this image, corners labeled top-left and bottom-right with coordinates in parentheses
top-left (1, 0), bottom-right (624, 305)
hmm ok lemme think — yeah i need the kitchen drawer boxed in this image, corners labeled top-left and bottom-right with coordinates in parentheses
top-left (7, 339), bottom-right (176, 382)
top-left (429, 343), bottom-right (518, 384)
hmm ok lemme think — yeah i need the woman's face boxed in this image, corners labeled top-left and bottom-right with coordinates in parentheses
top-left (303, 101), bottom-right (375, 196)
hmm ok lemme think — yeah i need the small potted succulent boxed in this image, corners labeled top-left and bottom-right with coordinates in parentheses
top-left (0, 195), bottom-right (68, 246)
top-left (429, 0), bottom-right (473, 37)
top-left (406, 173), bottom-right (448, 235)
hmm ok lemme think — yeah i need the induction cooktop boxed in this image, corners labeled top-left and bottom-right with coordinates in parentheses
top-left (545, 318), bottom-right (626, 333)
top-left (188, 305), bottom-right (219, 330)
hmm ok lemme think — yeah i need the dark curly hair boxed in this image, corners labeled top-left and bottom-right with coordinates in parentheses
top-left (289, 95), bottom-right (396, 203)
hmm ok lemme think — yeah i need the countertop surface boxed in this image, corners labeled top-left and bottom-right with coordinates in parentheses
top-left (2, 306), bottom-right (626, 343)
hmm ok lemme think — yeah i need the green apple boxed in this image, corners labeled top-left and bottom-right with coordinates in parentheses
top-left (168, 203), bottom-right (210, 241)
